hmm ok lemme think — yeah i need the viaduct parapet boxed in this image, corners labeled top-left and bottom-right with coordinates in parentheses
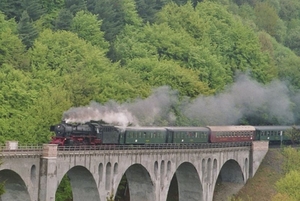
top-left (0, 141), bottom-right (268, 201)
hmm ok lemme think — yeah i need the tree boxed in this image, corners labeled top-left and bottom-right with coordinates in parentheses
top-left (23, 0), bottom-right (45, 21)
top-left (56, 175), bottom-right (72, 201)
top-left (0, 12), bottom-right (28, 69)
top-left (135, 0), bottom-right (169, 23)
top-left (122, 0), bottom-right (143, 26)
top-left (126, 58), bottom-right (212, 97)
top-left (65, 0), bottom-right (87, 15)
top-left (17, 11), bottom-right (38, 49)
top-left (92, 0), bottom-right (126, 42)
top-left (0, 0), bottom-right (24, 22)
top-left (71, 11), bottom-right (109, 51)
top-left (55, 9), bottom-right (73, 31)
top-left (254, 2), bottom-right (279, 37)
top-left (38, 0), bottom-right (64, 13)
top-left (285, 127), bottom-right (300, 144)
top-left (29, 29), bottom-right (149, 104)
top-left (279, 0), bottom-right (300, 21)
top-left (275, 170), bottom-right (300, 200)
top-left (285, 27), bottom-right (300, 56)
top-left (0, 64), bottom-right (39, 144)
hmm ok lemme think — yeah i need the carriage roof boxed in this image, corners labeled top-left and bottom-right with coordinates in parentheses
top-left (207, 126), bottom-right (256, 132)
top-left (254, 126), bottom-right (293, 131)
top-left (120, 127), bottom-right (167, 132)
top-left (166, 127), bottom-right (209, 132)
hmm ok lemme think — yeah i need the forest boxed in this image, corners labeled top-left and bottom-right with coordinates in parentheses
top-left (1, 0), bottom-right (300, 200)
top-left (1, 0), bottom-right (300, 144)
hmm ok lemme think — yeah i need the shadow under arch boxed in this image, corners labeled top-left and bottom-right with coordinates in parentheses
top-left (213, 159), bottom-right (244, 201)
top-left (115, 163), bottom-right (155, 201)
top-left (0, 169), bottom-right (31, 201)
top-left (57, 165), bottom-right (100, 201)
top-left (167, 162), bottom-right (203, 201)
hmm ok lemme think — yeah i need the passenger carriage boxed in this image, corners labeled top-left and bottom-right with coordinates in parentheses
top-left (208, 126), bottom-right (256, 143)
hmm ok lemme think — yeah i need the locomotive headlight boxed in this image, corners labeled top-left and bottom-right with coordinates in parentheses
top-left (55, 125), bottom-right (65, 136)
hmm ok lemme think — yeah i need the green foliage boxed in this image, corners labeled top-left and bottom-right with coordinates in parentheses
top-left (126, 58), bottom-right (212, 97)
top-left (254, 2), bottom-right (279, 37)
top-left (274, 170), bottom-right (300, 201)
top-left (23, 0), bottom-right (45, 21)
top-left (39, 0), bottom-right (64, 13)
top-left (271, 147), bottom-right (300, 201)
top-left (0, 182), bottom-right (5, 196)
top-left (0, 13), bottom-right (28, 69)
top-left (272, 193), bottom-right (296, 201)
top-left (135, 0), bottom-right (168, 23)
top-left (71, 11), bottom-right (109, 51)
top-left (56, 175), bottom-right (72, 201)
top-left (17, 11), bottom-right (39, 49)
top-left (122, 0), bottom-right (143, 26)
top-left (65, 0), bottom-right (87, 15)
top-left (281, 147), bottom-right (300, 173)
top-left (55, 9), bottom-right (73, 31)
top-left (0, 64), bottom-right (39, 145)
top-left (285, 127), bottom-right (300, 144)
top-left (278, 0), bottom-right (300, 21)
top-left (285, 26), bottom-right (300, 56)
top-left (92, 0), bottom-right (126, 42)
top-left (272, 39), bottom-right (300, 89)
top-left (115, 174), bottom-right (128, 200)
top-left (106, 193), bottom-right (114, 201)
top-left (27, 86), bottom-right (73, 143)
top-left (34, 11), bottom-right (59, 32)
top-left (0, 0), bottom-right (24, 22)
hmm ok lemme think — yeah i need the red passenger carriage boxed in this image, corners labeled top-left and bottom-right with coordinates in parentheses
top-left (208, 126), bottom-right (255, 143)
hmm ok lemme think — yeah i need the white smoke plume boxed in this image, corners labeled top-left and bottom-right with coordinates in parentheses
top-left (62, 86), bottom-right (178, 126)
top-left (62, 74), bottom-right (299, 126)
top-left (182, 74), bottom-right (295, 125)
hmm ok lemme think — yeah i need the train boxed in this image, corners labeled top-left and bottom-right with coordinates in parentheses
top-left (49, 121), bottom-right (300, 146)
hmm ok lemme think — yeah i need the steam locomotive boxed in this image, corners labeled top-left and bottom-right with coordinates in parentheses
top-left (49, 121), bottom-right (297, 146)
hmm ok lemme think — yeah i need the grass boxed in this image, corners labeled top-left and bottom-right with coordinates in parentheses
top-left (231, 148), bottom-right (284, 201)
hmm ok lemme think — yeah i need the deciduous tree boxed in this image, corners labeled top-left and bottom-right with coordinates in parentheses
top-left (71, 11), bottom-right (109, 51)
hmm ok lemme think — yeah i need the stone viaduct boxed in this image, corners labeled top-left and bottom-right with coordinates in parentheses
top-left (0, 141), bottom-right (268, 201)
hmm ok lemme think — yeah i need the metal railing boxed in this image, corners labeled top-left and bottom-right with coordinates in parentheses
top-left (0, 142), bottom-right (251, 157)
top-left (0, 145), bottom-right (43, 157)
top-left (57, 142), bottom-right (252, 151)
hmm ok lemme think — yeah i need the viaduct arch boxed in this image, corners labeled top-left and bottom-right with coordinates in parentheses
top-left (0, 141), bottom-right (268, 201)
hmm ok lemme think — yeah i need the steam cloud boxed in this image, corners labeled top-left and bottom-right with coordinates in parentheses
top-left (63, 74), bottom-right (299, 126)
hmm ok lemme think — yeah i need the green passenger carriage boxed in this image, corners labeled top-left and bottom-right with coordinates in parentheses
top-left (120, 127), bottom-right (167, 144)
top-left (254, 126), bottom-right (292, 143)
top-left (166, 127), bottom-right (210, 144)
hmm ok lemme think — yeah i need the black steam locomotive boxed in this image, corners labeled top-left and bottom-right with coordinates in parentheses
top-left (50, 121), bottom-right (298, 146)
top-left (50, 121), bottom-right (120, 146)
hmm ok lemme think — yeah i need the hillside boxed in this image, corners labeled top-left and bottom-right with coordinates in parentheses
top-left (233, 148), bottom-right (284, 201)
